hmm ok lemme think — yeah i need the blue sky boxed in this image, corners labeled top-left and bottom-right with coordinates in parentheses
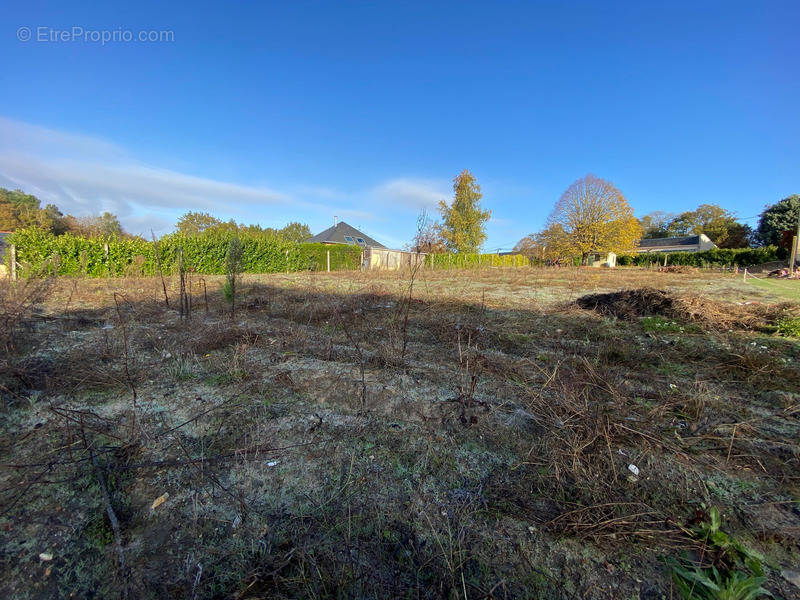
top-left (1, 1), bottom-right (797, 250)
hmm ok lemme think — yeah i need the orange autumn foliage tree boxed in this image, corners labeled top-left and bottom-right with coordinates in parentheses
top-left (547, 174), bottom-right (641, 263)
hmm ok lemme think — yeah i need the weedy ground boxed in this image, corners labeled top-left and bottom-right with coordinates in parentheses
top-left (1, 266), bottom-right (799, 599)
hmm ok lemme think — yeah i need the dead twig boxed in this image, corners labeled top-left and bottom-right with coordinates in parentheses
top-left (90, 447), bottom-right (130, 598)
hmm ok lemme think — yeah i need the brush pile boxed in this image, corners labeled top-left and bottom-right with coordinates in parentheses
top-left (657, 265), bottom-right (698, 274)
top-left (576, 287), bottom-right (795, 330)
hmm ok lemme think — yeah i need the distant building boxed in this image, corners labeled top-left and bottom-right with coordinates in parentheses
top-left (587, 252), bottom-right (617, 268)
top-left (305, 220), bottom-right (430, 271)
top-left (636, 234), bottom-right (716, 253)
top-left (306, 220), bottom-right (386, 249)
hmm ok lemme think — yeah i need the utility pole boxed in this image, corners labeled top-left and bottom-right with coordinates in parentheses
top-left (793, 211), bottom-right (800, 274)
top-left (791, 211), bottom-right (800, 275)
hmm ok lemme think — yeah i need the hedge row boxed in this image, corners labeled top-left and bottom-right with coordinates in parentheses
top-left (6, 228), bottom-right (362, 277)
top-left (428, 252), bottom-right (529, 269)
top-left (615, 246), bottom-right (783, 267)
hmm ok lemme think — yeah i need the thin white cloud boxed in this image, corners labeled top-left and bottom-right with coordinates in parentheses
top-left (0, 117), bottom-right (454, 242)
top-left (0, 117), bottom-right (309, 234)
top-left (373, 178), bottom-right (449, 211)
top-left (0, 116), bottom-right (123, 160)
top-left (0, 154), bottom-right (289, 211)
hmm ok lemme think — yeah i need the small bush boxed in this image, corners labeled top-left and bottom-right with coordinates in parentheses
top-left (775, 316), bottom-right (800, 338)
top-left (222, 280), bottom-right (233, 303)
top-left (640, 316), bottom-right (687, 333)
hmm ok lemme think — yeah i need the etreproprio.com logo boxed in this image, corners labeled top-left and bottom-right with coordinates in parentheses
top-left (17, 26), bottom-right (174, 45)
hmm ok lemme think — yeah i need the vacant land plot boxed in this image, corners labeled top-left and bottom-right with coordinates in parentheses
top-left (1, 267), bottom-right (799, 599)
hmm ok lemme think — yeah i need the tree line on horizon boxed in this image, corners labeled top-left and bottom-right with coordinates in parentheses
top-left (2, 179), bottom-right (798, 264)
top-left (512, 177), bottom-right (799, 264)
top-left (0, 188), bottom-right (312, 244)
top-left (0, 188), bottom-right (125, 238)
top-left (410, 171), bottom-right (798, 264)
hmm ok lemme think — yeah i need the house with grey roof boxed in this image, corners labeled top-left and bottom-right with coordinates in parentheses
top-left (306, 220), bottom-right (430, 271)
top-left (306, 221), bottom-right (386, 249)
top-left (636, 234), bottom-right (716, 253)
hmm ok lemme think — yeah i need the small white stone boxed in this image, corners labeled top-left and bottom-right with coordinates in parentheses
top-left (39, 552), bottom-right (53, 561)
top-left (628, 464), bottom-right (640, 476)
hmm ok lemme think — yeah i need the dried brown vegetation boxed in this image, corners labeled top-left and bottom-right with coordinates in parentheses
top-left (576, 286), bottom-right (795, 330)
top-left (1, 268), bottom-right (799, 599)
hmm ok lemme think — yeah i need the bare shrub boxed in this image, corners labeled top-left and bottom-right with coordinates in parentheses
top-left (189, 324), bottom-right (257, 355)
top-left (0, 277), bottom-right (52, 353)
top-left (224, 237), bottom-right (243, 317)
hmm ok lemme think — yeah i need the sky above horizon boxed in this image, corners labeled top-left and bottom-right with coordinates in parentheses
top-left (1, 1), bottom-right (798, 250)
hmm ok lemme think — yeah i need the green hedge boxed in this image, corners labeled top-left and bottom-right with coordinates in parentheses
top-left (428, 252), bottom-right (530, 269)
top-left (6, 228), bottom-right (362, 277)
top-left (615, 246), bottom-right (783, 267)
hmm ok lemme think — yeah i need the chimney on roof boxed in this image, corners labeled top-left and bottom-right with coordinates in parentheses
top-left (334, 216), bottom-right (338, 227)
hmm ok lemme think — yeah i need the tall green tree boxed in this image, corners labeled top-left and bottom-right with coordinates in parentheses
top-left (0, 187), bottom-right (45, 230)
top-left (94, 212), bottom-right (124, 237)
top-left (0, 187), bottom-right (74, 234)
top-left (42, 204), bottom-right (69, 235)
top-left (665, 204), bottom-right (750, 248)
top-left (639, 211), bottom-right (675, 239)
top-left (756, 195), bottom-right (800, 247)
top-left (437, 169), bottom-right (491, 253)
top-left (278, 222), bottom-right (312, 243)
top-left (62, 212), bottom-right (124, 237)
top-left (176, 211), bottom-right (224, 235)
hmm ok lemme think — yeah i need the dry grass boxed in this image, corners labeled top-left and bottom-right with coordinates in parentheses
top-left (576, 287), bottom-right (797, 330)
top-left (1, 267), bottom-right (799, 599)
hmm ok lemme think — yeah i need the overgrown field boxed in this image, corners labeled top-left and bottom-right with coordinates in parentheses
top-left (1, 267), bottom-right (799, 599)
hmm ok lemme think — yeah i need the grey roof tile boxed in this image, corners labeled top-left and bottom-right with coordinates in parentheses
top-left (306, 222), bottom-right (386, 248)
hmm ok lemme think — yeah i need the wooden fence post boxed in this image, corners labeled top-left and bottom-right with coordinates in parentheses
top-left (10, 244), bottom-right (17, 281)
top-left (327, 249), bottom-right (330, 272)
top-left (286, 249), bottom-right (289, 274)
